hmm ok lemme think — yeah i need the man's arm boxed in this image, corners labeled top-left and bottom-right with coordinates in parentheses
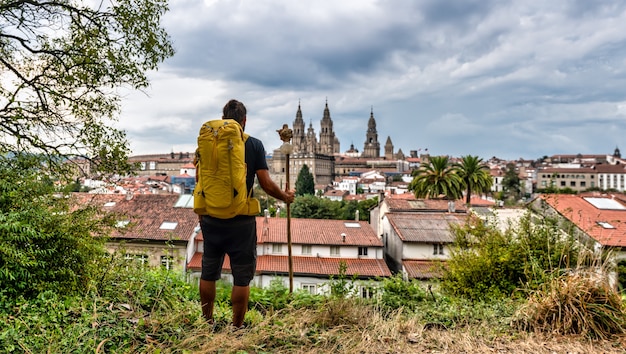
top-left (256, 169), bottom-right (295, 204)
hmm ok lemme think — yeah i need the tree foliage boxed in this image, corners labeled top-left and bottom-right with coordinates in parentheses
top-left (0, 0), bottom-right (174, 174)
top-left (0, 155), bottom-right (116, 299)
top-left (455, 155), bottom-right (493, 205)
top-left (408, 155), bottom-right (462, 200)
top-left (290, 195), bottom-right (377, 221)
top-left (501, 163), bottom-right (521, 201)
top-left (295, 164), bottom-right (315, 196)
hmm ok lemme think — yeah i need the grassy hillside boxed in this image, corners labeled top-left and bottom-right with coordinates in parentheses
top-left (2, 268), bottom-right (625, 353)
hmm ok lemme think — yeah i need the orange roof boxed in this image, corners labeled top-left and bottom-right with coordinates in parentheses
top-left (255, 217), bottom-right (382, 247)
top-left (539, 194), bottom-right (626, 247)
top-left (70, 193), bottom-right (198, 242)
top-left (187, 253), bottom-right (391, 278)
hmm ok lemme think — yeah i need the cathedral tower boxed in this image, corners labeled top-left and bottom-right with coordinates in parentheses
top-left (292, 101), bottom-right (306, 153)
top-left (362, 108), bottom-right (380, 158)
top-left (318, 100), bottom-right (338, 155)
top-left (384, 136), bottom-right (394, 160)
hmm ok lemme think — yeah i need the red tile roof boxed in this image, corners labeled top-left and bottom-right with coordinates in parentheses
top-left (255, 217), bottom-right (382, 247)
top-left (187, 253), bottom-right (391, 278)
top-left (257, 255), bottom-right (391, 277)
top-left (538, 194), bottom-right (626, 247)
top-left (386, 213), bottom-right (466, 243)
top-left (70, 193), bottom-right (198, 241)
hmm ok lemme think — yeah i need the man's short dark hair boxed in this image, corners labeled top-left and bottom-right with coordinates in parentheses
top-left (223, 99), bottom-right (247, 125)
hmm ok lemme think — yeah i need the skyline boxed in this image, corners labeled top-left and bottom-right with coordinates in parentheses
top-left (117, 1), bottom-right (626, 161)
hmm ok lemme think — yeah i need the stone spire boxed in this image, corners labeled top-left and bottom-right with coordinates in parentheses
top-left (306, 120), bottom-right (317, 154)
top-left (362, 107), bottom-right (380, 158)
top-left (384, 136), bottom-right (394, 160)
top-left (292, 100), bottom-right (306, 153)
top-left (318, 99), bottom-right (337, 155)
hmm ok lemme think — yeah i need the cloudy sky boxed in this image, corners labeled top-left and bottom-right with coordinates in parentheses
top-left (118, 0), bottom-right (626, 161)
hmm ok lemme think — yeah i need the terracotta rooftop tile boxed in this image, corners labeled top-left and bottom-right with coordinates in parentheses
top-left (257, 255), bottom-right (391, 277)
top-left (255, 217), bottom-right (382, 247)
top-left (187, 253), bottom-right (391, 278)
top-left (538, 194), bottom-right (626, 247)
top-left (70, 193), bottom-right (198, 242)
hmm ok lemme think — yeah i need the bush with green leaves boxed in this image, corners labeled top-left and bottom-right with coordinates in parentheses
top-left (290, 194), bottom-right (377, 221)
top-left (442, 211), bottom-right (580, 301)
top-left (0, 155), bottom-right (116, 299)
top-left (376, 274), bottom-right (430, 312)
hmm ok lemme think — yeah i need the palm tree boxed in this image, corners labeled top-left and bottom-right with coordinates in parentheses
top-left (455, 155), bottom-right (493, 205)
top-left (408, 155), bottom-right (463, 200)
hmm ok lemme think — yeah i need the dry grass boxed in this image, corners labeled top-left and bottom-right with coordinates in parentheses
top-left (145, 298), bottom-right (626, 354)
top-left (514, 270), bottom-right (626, 340)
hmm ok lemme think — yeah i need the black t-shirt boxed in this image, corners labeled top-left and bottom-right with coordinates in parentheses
top-left (245, 136), bottom-right (268, 194)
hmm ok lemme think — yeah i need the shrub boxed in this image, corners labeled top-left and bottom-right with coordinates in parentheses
top-left (0, 155), bottom-right (114, 299)
top-left (514, 270), bottom-right (626, 339)
top-left (441, 211), bottom-right (580, 301)
top-left (376, 274), bottom-right (429, 312)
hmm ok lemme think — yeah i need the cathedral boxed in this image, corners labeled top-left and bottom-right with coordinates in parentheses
top-left (291, 100), bottom-right (340, 155)
top-left (269, 101), bottom-right (405, 189)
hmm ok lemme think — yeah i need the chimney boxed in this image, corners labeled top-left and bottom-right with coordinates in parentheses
top-left (447, 200), bottom-right (455, 213)
top-left (355, 210), bottom-right (360, 221)
top-left (341, 233), bottom-right (346, 243)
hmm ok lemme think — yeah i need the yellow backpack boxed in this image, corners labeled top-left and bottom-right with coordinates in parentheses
top-left (193, 119), bottom-right (260, 218)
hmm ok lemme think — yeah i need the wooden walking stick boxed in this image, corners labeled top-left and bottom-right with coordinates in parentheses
top-left (277, 124), bottom-right (294, 293)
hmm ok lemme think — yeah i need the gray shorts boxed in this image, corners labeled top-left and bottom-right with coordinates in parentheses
top-left (200, 215), bottom-right (257, 286)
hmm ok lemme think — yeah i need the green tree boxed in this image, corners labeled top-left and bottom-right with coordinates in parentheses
top-left (455, 155), bottom-right (493, 205)
top-left (0, 155), bottom-right (116, 299)
top-left (501, 163), bottom-right (521, 201)
top-left (289, 195), bottom-right (377, 221)
top-left (0, 1), bottom-right (173, 299)
top-left (408, 155), bottom-right (462, 200)
top-left (0, 0), bottom-right (174, 174)
top-left (295, 164), bottom-right (315, 196)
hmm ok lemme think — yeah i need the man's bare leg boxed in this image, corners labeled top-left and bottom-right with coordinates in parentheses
top-left (199, 279), bottom-right (216, 323)
top-left (231, 285), bottom-right (250, 328)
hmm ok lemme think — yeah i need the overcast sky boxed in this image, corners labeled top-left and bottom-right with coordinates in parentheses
top-left (117, 0), bottom-right (626, 161)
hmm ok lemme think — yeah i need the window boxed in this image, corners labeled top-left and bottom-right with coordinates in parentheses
top-left (330, 246), bottom-right (340, 256)
top-left (160, 255), bottom-right (174, 270)
top-left (129, 254), bottom-right (148, 266)
top-left (302, 284), bottom-right (316, 294)
top-left (570, 181), bottom-right (576, 187)
top-left (560, 181), bottom-right (566, 187)
top-left (159, 221), bottom-right (178, 230)
top-left (361, 286), bottom-right (375, 299)
top-left (301, 245), bottom-right (312, 255)
top-left (149, 161), bottom-right (156, 170)
top-left (272, 244), bottom-right (282, 254)
top-left (358, 247), bottom-right (368, 256)
top-left (433, 244), bottom-right (444, 255)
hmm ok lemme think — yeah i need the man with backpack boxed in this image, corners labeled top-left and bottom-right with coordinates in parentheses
top-left (195, 99), bottom-right (295, 329)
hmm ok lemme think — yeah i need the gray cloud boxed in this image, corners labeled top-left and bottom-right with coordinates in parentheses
top-left (119, 0), bottom-right (626, 161)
